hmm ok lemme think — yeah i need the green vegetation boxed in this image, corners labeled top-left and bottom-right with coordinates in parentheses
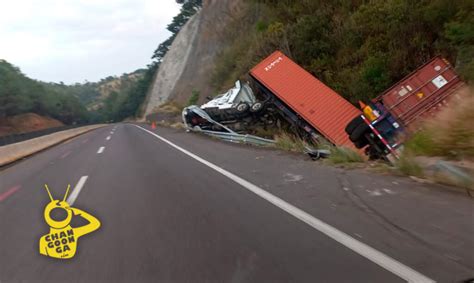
top-left (187, 90), bottom-right (200, 106)
top-left (0, 60), bottom-right (89, 124)
top-left (99, 65), bottom-right (157, 122)
top-left (274, 132), bottom-right (306, 152)
top-left (213, 0), bottom-right (474, 103)
top-left (104, 0), bottom-right (202, 121)
top-left (395, 154), bottom-right (424, 177)
top-left (397, 90), bottom-right (473, 182)
top-left (46, 81), bottom-right (101, 106)
top-left (0, 59), bottom-right (149, 124)
top-left (97, 0), bottom-right (202, 121)
top-left (0, 1), bottom-right (203, 127)
top-left (327, 147), bottom-right (364, 164)
top-left (152, 0), bottom-right (202, 63)
top-left (274, 131), bottom-right (365, 164)
top-left (404, 92), bottom-right (474, 159)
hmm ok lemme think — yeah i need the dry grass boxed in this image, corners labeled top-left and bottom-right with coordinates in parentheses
top-left (170, 122), bottom-right (185, 130)
top-left (152, 101), bottom-right (184, 115)
top-left (397, 88), bottom-right (473, 186)
top-left (274, 132), bottom-right (307, 152)
top-left (395, 153), bottom-right (425, 177)
top-left (252, 126), bottom-right (280, 139)
top-left (405, 88), bottom-right (474, 159)
top-left (274, 131), bottom-right (365, 166)
top-left (327, 147), bottom-right (365, 164)
top-left (155, 120), bottom-right (171, 127)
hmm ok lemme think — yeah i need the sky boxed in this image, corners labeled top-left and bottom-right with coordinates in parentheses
top-left (0, 0), bottom-right (181, 84)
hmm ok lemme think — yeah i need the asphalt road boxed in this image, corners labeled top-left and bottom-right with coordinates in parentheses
top-left (0, 124), bottom-right (472, 282)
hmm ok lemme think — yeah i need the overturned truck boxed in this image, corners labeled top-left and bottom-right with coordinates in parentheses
top-left (183, 80), bottom-right (268, 132)
top-left (249, 51), bottom-right (362, 150)
top-left (184, 51), bottom-right (361, 150)
top-left (184, 51), bottom-right (465, 162)
top-left (344, 56), bottom-right (466, 162)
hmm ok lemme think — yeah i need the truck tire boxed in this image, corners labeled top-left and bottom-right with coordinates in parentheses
top-left (345, 116), bottom-right (363, 135)
top-left (349, 122), bottom-right (369, 142)
top-left (354, 138), bottom-right (368, 149)
top-left (365, 146), bottom-right (382, 160)
top-left (236, 103), bottom-right (249, 113)
top-left (250, 102), bottom-right (263, 113)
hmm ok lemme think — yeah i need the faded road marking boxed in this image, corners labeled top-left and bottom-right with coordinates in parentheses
top-left (60, 151), bottom-right (72, 159)
top-left (97, 147), bottom-right (105, 154)
top-left (0, 186), bottom-right (20, 202)
top-left (134, 124), bottom-right (434, 283)
top-left (283, 173), bottom-right (303, 182)
top-left (106, 136), bottom-right (111, 141)
top-left (368, 189), bottom-right (383, 196)
top-left (67, 176), bottom-right (88, 206)
top-left (383, 188), bottom-right (396, 195)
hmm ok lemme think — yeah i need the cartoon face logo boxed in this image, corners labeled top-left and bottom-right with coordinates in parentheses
top-left (39, 184), bottom-right (100, 259)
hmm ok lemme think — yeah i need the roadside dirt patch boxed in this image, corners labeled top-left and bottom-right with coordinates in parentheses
top-left (0, 113), bottom-right (64, 137)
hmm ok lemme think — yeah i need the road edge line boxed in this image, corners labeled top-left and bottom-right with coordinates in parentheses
top-left (133, 124), bottom-right (434, 283)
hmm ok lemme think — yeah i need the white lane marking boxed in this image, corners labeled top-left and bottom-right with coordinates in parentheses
top-left (67, 176), bottom-right (88, 205)
top-left (106, 136), bottom-right (111, 141)
top-left (97, 146), bottom-right (105, 154)
top-left (134, 125), bottom-right (434, 283)
top-left (110, 131), bottom-right (114, 134)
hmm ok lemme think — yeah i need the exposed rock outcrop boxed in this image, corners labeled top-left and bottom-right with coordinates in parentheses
top-left (143, 0), bottom-right (244, 118)
top-left (143, 11), bottom-right (201, 116)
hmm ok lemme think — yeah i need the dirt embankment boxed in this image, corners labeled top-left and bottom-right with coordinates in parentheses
top-left (0, 113), bottom-right (64, 137)
top-left (143, 0), bottom-right (244, 119)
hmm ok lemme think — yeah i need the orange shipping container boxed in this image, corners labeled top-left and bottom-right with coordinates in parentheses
top-left (373, 56), bottom-right (466, 132)
top-left (250, 51), bottom-right (361, 148)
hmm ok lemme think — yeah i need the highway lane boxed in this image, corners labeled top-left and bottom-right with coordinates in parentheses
top-left (0, 123), bottom-right (472, 282)
top-left (144, 124), bottom-right (474, 281)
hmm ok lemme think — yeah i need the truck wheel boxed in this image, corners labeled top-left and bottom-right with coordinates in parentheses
top-left (349, 122), bottom-right (369, 142)
top-left (345, 116), bottom-right (363, 135)
top-left (236, 103), bottom-right (249, 113)
top-left (365, 146), bottom-right (382, 160)
top-left (354, 138), bottom-right (368, 149)
top-left (250, 102), bottom-right (263, 112)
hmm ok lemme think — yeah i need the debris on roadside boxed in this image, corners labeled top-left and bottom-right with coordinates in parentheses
top-left (304, 146), bottom-right (331, 160)
top-left (182, 105), bottom-right (275, 147)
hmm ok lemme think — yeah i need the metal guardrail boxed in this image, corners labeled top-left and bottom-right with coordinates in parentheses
top-left (0, 125), bottom-right (86, 146)
top-left (182, 106), bottom-right (275, 146)
top-left (436, 161), bottom-right (474, 189)
top-left (198, 130), bottom-right (276, 146)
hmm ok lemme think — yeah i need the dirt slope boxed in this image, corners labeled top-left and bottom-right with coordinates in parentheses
top-left (0, 113), bottom-right (64, 137)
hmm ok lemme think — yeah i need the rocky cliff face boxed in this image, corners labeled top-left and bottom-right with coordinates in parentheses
top-left (143, 0), bottom-right (244, 118)
top-left (143, 11), bottom-right (201, 116)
